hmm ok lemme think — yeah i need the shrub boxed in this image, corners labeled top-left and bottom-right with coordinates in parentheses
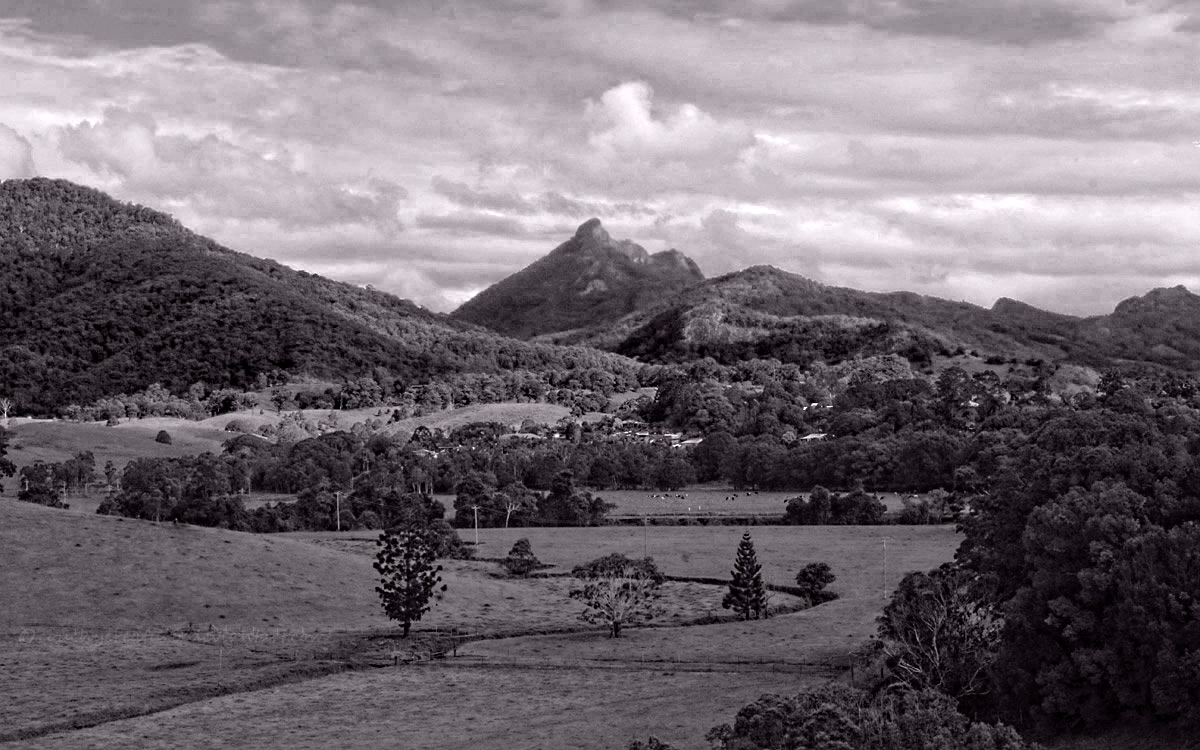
top-left (503, 538), bottom-right (540, 577)
top-left (705, 683), bottom-right (1036, 750)
top-left (793, 562), bottom-right (836, 603)
top-left (155, 430), bottom-right (172, 445)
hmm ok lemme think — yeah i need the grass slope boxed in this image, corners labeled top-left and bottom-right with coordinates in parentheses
top-left (20, 665), bottom-right (818, 750)
top-left (0, 499), bottom-right (384, 633)
top-left (17, 524), bottom-right (957, 750)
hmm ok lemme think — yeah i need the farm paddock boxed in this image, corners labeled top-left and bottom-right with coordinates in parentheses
top-left (4, 499), bottom-right (959, 748)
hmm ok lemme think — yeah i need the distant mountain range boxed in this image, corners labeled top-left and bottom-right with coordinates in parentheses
top-left (451, 218), bottom-right (704, 338)
top-left (460, 224), bottom-right (1200, 373)
top-left (0, 179), bottom-right (636, 413)
top-left (4, 179), bottom-right (1198, 416)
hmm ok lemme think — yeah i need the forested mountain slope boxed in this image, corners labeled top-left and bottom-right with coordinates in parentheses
top-left (554, 263), bottom-right (1200, 372)
top-left (0, 179), bottom-right (639, 414)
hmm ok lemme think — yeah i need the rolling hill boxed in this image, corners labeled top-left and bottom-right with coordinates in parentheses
top-left (543, 263), bottom-right (1200, 373)
top-left (0, 179), bottom-right (640, 414)
top-left (450, 218), bottom-right (704, 338)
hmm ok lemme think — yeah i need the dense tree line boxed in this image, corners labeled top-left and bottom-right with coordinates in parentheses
top-left (632, 683), bottom-right (1035, 750)
top-left (0, 426), bottom-right (16, 491)
top-left (866, 377), bottom-right (1200, 739)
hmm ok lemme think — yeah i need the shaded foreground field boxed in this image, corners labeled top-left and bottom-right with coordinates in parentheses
top-left (18, 664), bottom-right (819, 750)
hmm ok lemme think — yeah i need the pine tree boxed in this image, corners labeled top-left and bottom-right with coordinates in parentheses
top-left (374, 527), bottom-right (446, 637)
top-left (723, 530), bottom-right (769, 620)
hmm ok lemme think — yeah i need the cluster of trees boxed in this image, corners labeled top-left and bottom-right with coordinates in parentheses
top-left (0, 427), bottom-right (15, 490)
top-left (63, 382), bottom-right (257, 423)
top-left (17, 452), bottom-right (103, 507)
top-left (620, 302), bottom-right (946, 370)
top-left (453, 471), bottom-right (611, 529)
top-left (860, 378), bottom-right (1200, 741)
top-left (677, 683), bottom-right (1035, 750)
top-left (277, 369), bottom-right (628, 415)
top-left (783, 486), bottom-right (887, 525)
top-left (221, 425), bottom-right (700, 503)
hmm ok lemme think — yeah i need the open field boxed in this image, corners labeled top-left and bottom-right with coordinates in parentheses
top-left (4, 496), bottom-right (960, 748)
top-left (0, 419), bottom-right (230, 498)
top-left (464, 524), bottom-right (958, 591)
top-left (594, 488), bottom-right (917, 517)
top-left (18, 664), bottom-right (820, 750)
top-left (452, 525), bottom-right (958, 676)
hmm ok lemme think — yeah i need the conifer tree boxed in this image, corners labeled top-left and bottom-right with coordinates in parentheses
top-left (723, 530), bottom-right (769, 620)
top-left (374, 527), bottom-right (446, 637)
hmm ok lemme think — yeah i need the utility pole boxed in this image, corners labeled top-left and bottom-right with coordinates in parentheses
top-left (471, 504), bottom-right (480, 546)
top-left (882, 537), bottom-right (891, 599)
top-left (334, 491), bottom-right (342, 532)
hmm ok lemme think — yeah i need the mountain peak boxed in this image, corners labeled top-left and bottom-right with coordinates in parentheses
top-left (451, 221), bottom-right (704, 338)
top-left (574, 217), bottom-right (607, 242)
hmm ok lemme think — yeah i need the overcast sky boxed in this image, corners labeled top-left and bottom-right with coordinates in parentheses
top-left (2, 0), bottom-right (1199, 315)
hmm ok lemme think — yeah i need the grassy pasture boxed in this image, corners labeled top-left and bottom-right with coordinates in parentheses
top-left (19, 664), bottom-right (819, 750)
top-left (2, 500), bottom-right (816, 743)
top-left (595, 488), bottom-right (916, 517)
top-left (0, 419), bottom-right (231, 498)
top-left (454, 525), bottom-right (959, 671)
top-left (465, 524), bottom-right (958, 592)
top-left (4, 496), bottom-right (959, 748)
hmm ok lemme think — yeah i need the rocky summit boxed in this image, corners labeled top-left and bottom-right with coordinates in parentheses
top-left (451, 218), bottom-right (704, 339)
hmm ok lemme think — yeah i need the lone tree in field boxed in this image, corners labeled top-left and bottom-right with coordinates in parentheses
top-left (569, 553), bottom-right (664, 638)
top-left (374, 527), bottom-right (446, 637)
top-left (502, 538), bottom-right (540, 577)
top-left (723, 531), bottom-right (769, 620)
top-left (794, 562), bottom-right (837, 604)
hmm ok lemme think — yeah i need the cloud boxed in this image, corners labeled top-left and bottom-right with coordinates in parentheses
top-left (2, 1), bottom-right (1197, 317)
top-left (431, 176), bottom-right (536, 213)
top-left (601, 0), bottom-right (1114, 44)
top-left (0, 123), bottom-right (35, 178)
top-left (643, 207), bottom-right (823, 279)
top-left (56, 107), bottom-right (407, 232)
top-left (586, 81), bottom-right (754, 162)
top-left (416, 211), bottom-right (529, 237)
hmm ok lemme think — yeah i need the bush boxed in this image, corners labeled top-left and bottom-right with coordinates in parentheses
top-left (224, 419), bottom-right (252, 433)
top-left (155, 430), bottom-right (172, 445)
top-left (503, 538), bottom-right (540, 577)
top-left (793, 562), bottom-right (836, 603)
top-left (705, 683), bottom-right (1036, 750)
